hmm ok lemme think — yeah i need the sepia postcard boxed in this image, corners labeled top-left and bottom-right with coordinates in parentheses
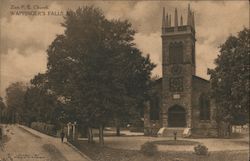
top-left (0, 0), bottom-right (249, 161)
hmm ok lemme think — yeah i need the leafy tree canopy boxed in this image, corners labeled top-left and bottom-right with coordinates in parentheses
top-left (46, 6), bottom-right (156, 128)
top-left (208, 28), bottom-right (250, 125)
top-left (24, 73), bottom-right (61, 125)
top-left (0, 97), bottom-right (5, 110)
top-left (5, 82), bottom-right (27, 123)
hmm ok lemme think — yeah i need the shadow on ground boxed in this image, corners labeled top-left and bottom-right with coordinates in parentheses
top-left (42, 144), bottom-right (69, 161)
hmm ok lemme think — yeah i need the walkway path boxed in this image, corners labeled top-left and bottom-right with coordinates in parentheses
top-left (0, 124), bottom-right (92, 161)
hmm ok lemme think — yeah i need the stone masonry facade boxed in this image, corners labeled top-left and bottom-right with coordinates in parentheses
top-left (144, 5), bottom-right (218, 137)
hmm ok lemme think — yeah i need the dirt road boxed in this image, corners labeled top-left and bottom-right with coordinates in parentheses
top-left (0, 125), bottom-right (90, 161)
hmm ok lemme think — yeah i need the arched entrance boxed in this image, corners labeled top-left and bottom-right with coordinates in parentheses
top-left (168, 105), bottom-right (186, 127)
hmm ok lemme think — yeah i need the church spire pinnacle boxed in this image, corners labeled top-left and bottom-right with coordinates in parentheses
top-left (169, 14), bottom-right (171, 26)
top-left (174, 8), bottom-right (178, 27)
top-left (180, 15), bottom-right (183, 26)
top-left (166, 14), bottom-right (169, 27)
top-left (187, 4), bottom-right (195, 29)
top-left (162, 7), bottom-right (166, 28)
top-left (162, 5), bottom-right (195, 30)
top-left (190, 12), bottom-right (193, 27)
top-left (187, 4), bottom-right (191, 26)
top-left (192, 11), bottom-right (195, 29)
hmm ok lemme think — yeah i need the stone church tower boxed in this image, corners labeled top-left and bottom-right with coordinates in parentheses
top-left (161, 5), bottom-right (195, 129)
top-left (144, 5), bottom-right (218, 137)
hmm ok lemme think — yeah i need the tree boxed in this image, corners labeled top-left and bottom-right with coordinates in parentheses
top-left (23, 73), bottom-right (60, 126)
top-left (0, 97), bottom-right (6, 123)
top-left (208, 28), bottom-right (250, 136)
top-left (46, 6), bottom-right (155, 145)
top-left (5, 82), bottom-right (27, 123)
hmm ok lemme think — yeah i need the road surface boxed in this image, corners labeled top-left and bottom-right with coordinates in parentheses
top-left (0, 124), bottom-right (91, 161)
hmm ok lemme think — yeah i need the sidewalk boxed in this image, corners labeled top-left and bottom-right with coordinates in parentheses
top-left (18, 125), bottom-right (92, 161)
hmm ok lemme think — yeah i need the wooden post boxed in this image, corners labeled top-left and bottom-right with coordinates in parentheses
top-left (144, 101), bottom-right (151, 135)
top-left (67, 122), bottom-right (71, 137)
top-left (73, 121), bottom-right (77, 141)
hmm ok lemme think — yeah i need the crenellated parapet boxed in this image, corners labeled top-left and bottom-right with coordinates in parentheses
top-left (162, 4), bottom-right (195, 37)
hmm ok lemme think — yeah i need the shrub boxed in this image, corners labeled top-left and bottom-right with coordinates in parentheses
top-left (194, 144), bottom-right (208, 155)
top-left (140, 141), bottom-right (158, 156)
top-left (31, 122), bottom-right (57, 136)
top-left (130, 126), bottom-right (144, 132)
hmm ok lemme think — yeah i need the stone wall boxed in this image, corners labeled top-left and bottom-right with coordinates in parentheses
top-left (191, 76), bottom-right (218, 137)
top-left (162, 34), bottom-right (195, 128)
top-left (144, 79), bottom-right (162, 136)
top-left (144, 12), bottom-right (218, 137)
top-left (144, 101), bottom-right (161, 136)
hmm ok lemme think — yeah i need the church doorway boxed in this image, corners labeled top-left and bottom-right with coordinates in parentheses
top-left (168, 105), bottom-right (186, 127)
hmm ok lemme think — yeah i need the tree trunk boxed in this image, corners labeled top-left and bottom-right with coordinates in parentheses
top-left (0, 115), bottom-right (1, 124)
top-left (12, 112), bottom-right (15, 124)
top-left (115, 118), bottom-right (120, 136)
top-left (116, 126), bottom-right (120, 136)
top-left (87, 127), bottom-right (93, 143)
top-left (99, 125), bottom-right (104, 146)
top-left (217, 123), bottom-right (221, 137)
top-left (218, 121), bottom-right (223, 137)
top-left (228, 124), bottom-right (232, 136)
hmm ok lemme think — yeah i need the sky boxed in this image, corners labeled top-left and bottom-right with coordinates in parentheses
top-left (0, 0), bottom-right (249, 97)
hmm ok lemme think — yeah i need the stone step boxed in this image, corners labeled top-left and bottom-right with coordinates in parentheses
top-left (165, 128), bottom-right (185, 137)
top-left (158, 127), bottom-right (190, 137)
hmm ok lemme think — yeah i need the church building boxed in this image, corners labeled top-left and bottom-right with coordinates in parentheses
top-left (144, 5), bottom-right (218, 137)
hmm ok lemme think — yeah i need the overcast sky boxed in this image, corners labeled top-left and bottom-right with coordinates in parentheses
top-left (0, 0), bottom-right (249, 97)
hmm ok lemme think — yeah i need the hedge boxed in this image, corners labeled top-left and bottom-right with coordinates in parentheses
top-left (31, 122), bottom-right (57, 136)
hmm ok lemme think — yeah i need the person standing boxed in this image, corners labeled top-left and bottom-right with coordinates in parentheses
top-left (174, 131), bottom-right (177, 141)
top-left (60, 130), bottom-right (65, 143)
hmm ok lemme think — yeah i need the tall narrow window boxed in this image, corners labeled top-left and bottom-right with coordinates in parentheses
top-left (199, 94), bottom-right (210, 120)
top-left (169, 42), bottom-right (183, 64)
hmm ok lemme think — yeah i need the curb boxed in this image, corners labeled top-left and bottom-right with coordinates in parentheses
top-left (65, 142), bottom-right (93, 161)
top-left (17, 125), bottom-right (42, 139)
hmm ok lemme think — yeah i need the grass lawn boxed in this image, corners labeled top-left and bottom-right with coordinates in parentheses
top-left (75, 140), bottom-right (249, 161)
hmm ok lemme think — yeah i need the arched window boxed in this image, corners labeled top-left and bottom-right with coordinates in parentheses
top-left (169, 42), bottom-right (183, 64)
top-left (199, 94), bottom-right (210, 120)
